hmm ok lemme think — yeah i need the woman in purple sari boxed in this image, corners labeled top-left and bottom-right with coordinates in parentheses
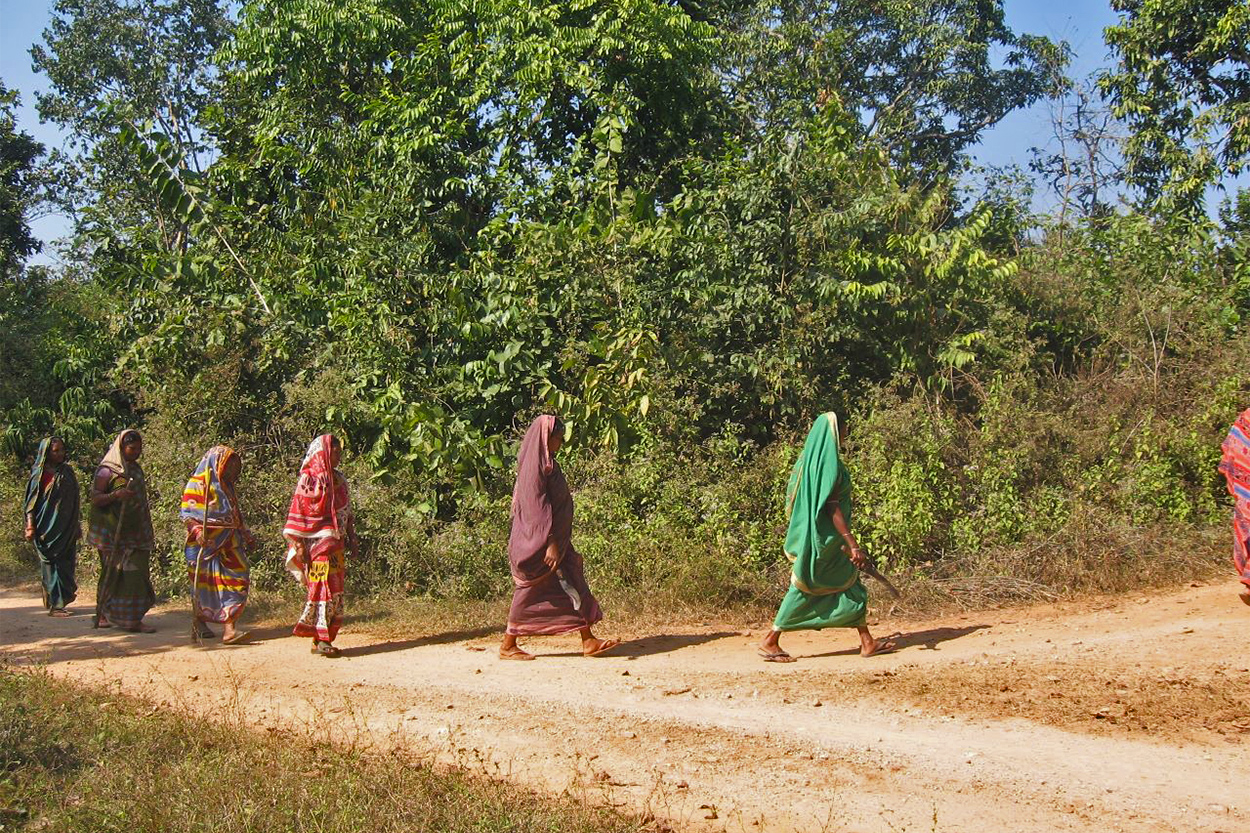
top-left (499, 415), bottom-right (618, 660)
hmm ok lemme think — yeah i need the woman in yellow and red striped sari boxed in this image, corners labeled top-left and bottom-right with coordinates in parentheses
top-left (180, 445), bottom-right (255, 643)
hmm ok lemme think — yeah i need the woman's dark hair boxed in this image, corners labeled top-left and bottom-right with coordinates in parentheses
top-left (330, 435), bottom-right (342, 449)
top-left (48, 436), bottom-right (66, 450)
top-left (121, 430), bottom-right (142, 447)
top-left (550, 417), bottom-right (564, 437)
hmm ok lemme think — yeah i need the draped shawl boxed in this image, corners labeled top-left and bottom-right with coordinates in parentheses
top-left (24, 437), bottom-right (80, 560)
top-left (783, 413), bottom-right (858, 595)
top-left (87, 429), bottom-right (153, 549)
top-left (180, 445), bottom-right (247, 562)
top-left (283, 435), bottom-right (349, 540)
top-left (1220, 407), bottom-right (1250, 586)
top-left (507, 415), bottom-right (571, 587)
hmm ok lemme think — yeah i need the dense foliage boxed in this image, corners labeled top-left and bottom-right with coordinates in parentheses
top-left (1, 0), bottom-right (1246, 605)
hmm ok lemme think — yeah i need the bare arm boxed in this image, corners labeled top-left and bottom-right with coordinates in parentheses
top-left (90, 469), bottom-right (133, 509)
top-left (831, 504), bottom-right (867, 569)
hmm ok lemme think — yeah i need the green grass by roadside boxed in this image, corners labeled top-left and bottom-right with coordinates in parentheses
top-left (0, 666), bottom-right (649, 833)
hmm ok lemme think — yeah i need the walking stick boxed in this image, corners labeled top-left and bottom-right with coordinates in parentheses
top-left (190, 472), bottom-right (210, 645)
top-left (93, 478), bottom-right (131, 629)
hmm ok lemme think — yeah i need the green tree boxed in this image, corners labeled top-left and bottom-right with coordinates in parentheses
top-left (716, 0), bottom-right (1064, 181)
top-left (0, 82), bottom-right (45, 274)
top-left (1102, 0), bottom-right (1250, 208)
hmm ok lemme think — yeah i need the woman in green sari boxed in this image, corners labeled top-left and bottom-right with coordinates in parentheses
top-left (758, 413), bottom-right (895, 662)
top-left (23, 437), bottom-right (80, 616)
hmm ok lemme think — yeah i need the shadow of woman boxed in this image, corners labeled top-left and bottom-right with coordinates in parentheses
top-left (541, 631), bottom-right (741, 659)
top-left (801, 624), bottom-right (990, 658)
top-left (337, 626), bottom-right (501, 658)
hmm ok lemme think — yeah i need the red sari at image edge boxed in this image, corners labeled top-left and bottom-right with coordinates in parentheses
top-left (506, 415), bottom-right (604, 636)
top-left (283, 435), bottom-right (352, 642)
top-left (1220, 408), bottom-right (1250, 588)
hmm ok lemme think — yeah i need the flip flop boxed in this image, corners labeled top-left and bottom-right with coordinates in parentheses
top-left (758, 648), bottom-right (795, 663)
top-left (583, 638), bottom-right (620, 658)
top-left (222, 630), bottom-right (252, 645)
top-left (314, 642), bottom-right (341, 658)
top-left (499, 647), bottom-right (535, 661)
top-left (48, 609), bottom-right (71, 618)
top-left (861, 639), bottom-right (897, 658)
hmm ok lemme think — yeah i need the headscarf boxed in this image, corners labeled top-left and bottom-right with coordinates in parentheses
top-left (99, 429), bottom-right (141, 476)
top-left (283, 434), bottom-right (346, 540)
top-left (180, 445), bottom-right (244, 557)
top-left (24, 437), bottom-right (62, 515)
top-left (23, 437), bottom-right (80, 554)
top-left (508, 415), bottom-right (566, 586)
top-left (783, 413), bottom-right (857, 595)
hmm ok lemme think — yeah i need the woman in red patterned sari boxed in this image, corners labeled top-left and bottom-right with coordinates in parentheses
top-left (1219, 407), bottom-right (1250, 606)
top-left (283, 434), bottom-right (358, 657)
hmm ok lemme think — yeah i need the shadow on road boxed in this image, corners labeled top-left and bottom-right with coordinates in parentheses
top-left (802, 624), bottom-right (990, 658)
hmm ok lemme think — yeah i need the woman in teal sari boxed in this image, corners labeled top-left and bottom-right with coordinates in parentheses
top-left (758, 413), bottom-right (895, 662)
top-left (23, 437), bottom-right (80, 616)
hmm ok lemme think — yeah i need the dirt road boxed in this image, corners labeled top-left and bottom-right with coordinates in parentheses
top-left (2, 582), bottom-right (1246, 833)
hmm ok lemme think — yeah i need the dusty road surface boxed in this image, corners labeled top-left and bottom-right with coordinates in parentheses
top-left (2, 582), bottom-right (1247, 833)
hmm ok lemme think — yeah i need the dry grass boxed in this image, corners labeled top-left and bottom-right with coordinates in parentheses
top-left (0, 666), bottom-right (650, 833)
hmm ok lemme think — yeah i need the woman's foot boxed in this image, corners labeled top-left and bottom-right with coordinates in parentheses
top-left (313, 640), bottom-right (341, 657)
top-left (499, 645), bottom-right (535, 660)
top-left (758, 630), bottom-right (796, 663)
top-left (1240, 589), bottom-right (1250, 607)
top-left (48, 608), bottom-right (71, 618)
top-left (582, 637), bottom-right (619, 657)
top-left (195, 622), bottom-right (215, 639)
top-left (858, 629), bottom-right (897, 657)
top-left (222, 630), bottom-right (251, 645)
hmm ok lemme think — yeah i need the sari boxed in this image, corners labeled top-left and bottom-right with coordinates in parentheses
top-left (772, 413), bottom-right (868, 631)
top-left (506, 415), bottom-right (603, 636)
top-left (24, 438), bottom-right (80, 610)
top-left (86, 430), bottom-right (156, 629)
top-left (1219, 408), bottom-right (1250, 589)
top-left (180, 446), bottom-right (250, 623)
top-left (283, 435), bottom-right (352, 642)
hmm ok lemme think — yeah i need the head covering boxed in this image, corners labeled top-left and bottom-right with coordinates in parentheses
top-left (24, 437), bottom-right (61, 515)
top-left (180, 445), bottom-right (242, 529)
top-left (507, 415), bottom-right (563, 586)
top-left (283, 434), bottom-right (344, 539)
top-left (99, 429), bottom-right (142, 476)
top-left (783, 413), bottom-right (857, 595)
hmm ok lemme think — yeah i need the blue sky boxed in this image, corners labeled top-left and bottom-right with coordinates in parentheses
top-left (2, 0), bottom-right (1122, 266)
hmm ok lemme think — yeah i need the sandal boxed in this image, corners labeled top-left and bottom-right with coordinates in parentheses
top-left (583, 638), bottom-right (620, 658)
top-left (48, 609), bottom-right (71, 618)
top-left (314, 641), bottom-right (341, 658)
top-left (758, 648), bottom-right (795, 663)
top-left (499, 646), bottom-right (536, 661)
top-left (221, 630), bottom-right (251, 645)
top-left (861, 638), bottom-right (897, 658)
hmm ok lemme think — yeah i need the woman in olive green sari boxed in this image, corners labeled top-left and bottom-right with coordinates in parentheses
top-left (24, 437), bottom-right (80, 615)
top-left (758, 413), bottom-right (895, 662)
top-left (88, 429), bottom-right (157, 632)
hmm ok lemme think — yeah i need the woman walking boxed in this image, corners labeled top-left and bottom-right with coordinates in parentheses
top-left (1219, 406), bottom-right (1250, 606)
top-left (500, 415), bottom-right (617, 660)
top-left (88, 429), bottom-right (157, 632)
top-left (181, 445), bottom-right (255, 643)
top-left (283, 434), bottom-right (357, 657)
top-left (758, 413), bottom-right (894, 662)
top-left (24, 437), bottom-right (80, 616)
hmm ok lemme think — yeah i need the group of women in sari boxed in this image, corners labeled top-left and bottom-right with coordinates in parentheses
top-left (21, 405), bottom-right (1250, 662)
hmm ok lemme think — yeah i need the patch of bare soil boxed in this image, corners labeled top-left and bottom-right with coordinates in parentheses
top-left (1, 579), bottom-right (1246, 833)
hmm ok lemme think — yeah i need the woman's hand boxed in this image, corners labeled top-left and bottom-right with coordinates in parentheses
top-left (542, 539), bottom-right (561, 570)
top-left (24, 524), bottom-right (34, 541)
top-left (193, 525), bottom-right (207, 545)
top-left (848, 544), bottom-right (868, 569)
